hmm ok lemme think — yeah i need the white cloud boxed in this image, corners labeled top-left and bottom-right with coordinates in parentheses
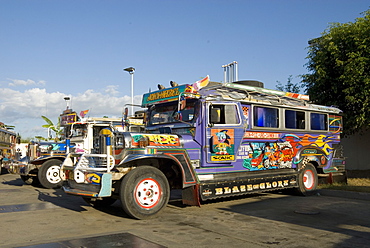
top-left (8, 79), bottom-right (46, 87)
top-left (0, 86), bottom-right (142, 139)
top-left (104, 85), bottom-right (120, 96)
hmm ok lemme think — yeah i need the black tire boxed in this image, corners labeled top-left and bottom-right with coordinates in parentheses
top-left (120, 166), bottom-right (170, 219)
top-left (38, 159), bottom-right (63, 189)
top-left (20, 175), bottom-right (37, 185)
top-left (83, 197), bottom-right (117, 208)
top-left (296, 163), bottom-right (318, 196)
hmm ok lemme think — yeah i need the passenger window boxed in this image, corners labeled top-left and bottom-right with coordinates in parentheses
top-left (209, 104), bottom-right (239, 125)
top-left (311, 113), bottom-right (327, 130)
top-left (253, 107), bottom-right (279, 128)
top-left (285, 110), bottom-right (305, 129)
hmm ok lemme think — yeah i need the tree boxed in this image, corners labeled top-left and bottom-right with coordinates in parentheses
top-left (276, 75), bottom-right (301, 93)
top-left (302, 9), bottom-right (370, 135)
top-left (35, 116), bottom-right (63, 141)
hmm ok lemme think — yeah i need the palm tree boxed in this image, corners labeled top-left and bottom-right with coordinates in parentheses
top-left (35, 116), bottom-right (63, 142)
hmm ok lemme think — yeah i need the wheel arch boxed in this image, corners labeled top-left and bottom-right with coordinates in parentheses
top-left (120, 153), bottom-right (198, 189)
top-left (297, 157), bottom-right (323, 175)
top-left (32, 156), bottom-right (65, 167)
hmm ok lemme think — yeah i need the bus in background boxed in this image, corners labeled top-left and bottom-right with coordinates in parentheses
top-left (0, 122), bottom-right (18, 175)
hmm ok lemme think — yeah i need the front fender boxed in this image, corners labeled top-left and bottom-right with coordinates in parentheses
top-left (30, 155), bottom-right (66, 165)
top-left (119, 150), bottom-right (198, 188)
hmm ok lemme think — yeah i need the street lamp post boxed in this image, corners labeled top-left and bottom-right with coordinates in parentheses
top-left (64, 97), bottom-right (71, 110)
top-left (124, 67), bottom-right (135, 115)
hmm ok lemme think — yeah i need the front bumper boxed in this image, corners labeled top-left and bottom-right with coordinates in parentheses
top-left (63, 173), bottom-right (113, 198)
top-left (3, 160), bottom-right (31, 175)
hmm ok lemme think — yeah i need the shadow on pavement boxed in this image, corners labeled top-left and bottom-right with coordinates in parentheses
top-left (219, 192), bottom-right (370, 247)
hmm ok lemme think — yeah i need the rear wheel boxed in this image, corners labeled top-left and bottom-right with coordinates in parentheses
top-left (296, 163), bottom-right (318, 196)
top-left (38, 159), bottom-right (63, 189)
top-left (120, 166), bottom-right (170, 219)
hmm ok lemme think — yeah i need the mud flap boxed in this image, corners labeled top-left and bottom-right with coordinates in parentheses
top-left (98, 173), bottom-right (112, 197)
top-left (182, 184), bottom-right (201, 207)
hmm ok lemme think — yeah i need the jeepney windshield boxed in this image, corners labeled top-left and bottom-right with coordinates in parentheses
top-left (148, 100), bottom-right (198, 125)
top-left (64, 124), bottom-right (87, 138)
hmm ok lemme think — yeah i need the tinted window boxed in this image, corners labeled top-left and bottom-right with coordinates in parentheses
top-left (311, 113), bottom-right (327, 130)
top-left (285, 110), bottom-right (305, 129)
top-left (254, 107), bottom-right (279, 128)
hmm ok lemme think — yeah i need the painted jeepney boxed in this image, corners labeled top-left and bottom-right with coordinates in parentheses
top-left (61, 77), bottom-right (345, 219)
top-left (0, 123), bottom-right (18, 174)
top-left (7, 109), bottom-right (127, 189)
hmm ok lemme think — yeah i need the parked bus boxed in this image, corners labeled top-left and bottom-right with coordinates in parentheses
top-left (61, 76), bottom-right (345, 219)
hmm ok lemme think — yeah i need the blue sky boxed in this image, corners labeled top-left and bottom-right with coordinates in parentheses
top-left (0, 0), bottom-right (369, 139)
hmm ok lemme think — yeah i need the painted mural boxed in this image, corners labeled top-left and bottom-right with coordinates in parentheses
top-left (210, 129), bottom-right (235, 161)
top-left (131, 134), bottom-right (180, 147)
top-left (239, 132), bottom-right (338, 171)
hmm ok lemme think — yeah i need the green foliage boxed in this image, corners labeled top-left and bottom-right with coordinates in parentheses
top-left (302, 9), bottom-right (370, 135)
top-left (34, 136), bottom-right (49, 141)
top-left (276, 75), bottom-right (301, 93)
top-left (36, 116), bottom-right (63, 141)
top-left (20, 138), bottom-right (31, 143)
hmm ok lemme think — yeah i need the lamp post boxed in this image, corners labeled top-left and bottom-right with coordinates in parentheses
top-left (64, 97), bottom-right (71, 110)
top-left (124, 67), bottom-right (135, 115)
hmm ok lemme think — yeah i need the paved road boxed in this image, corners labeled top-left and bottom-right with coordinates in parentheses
top-left (1, 173), bottom-right (370, 248)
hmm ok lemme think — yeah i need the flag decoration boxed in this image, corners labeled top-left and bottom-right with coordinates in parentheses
top-left (192, 75), bottom-right (210, 91)
top-left (80, 109), bottom-right (89, 118)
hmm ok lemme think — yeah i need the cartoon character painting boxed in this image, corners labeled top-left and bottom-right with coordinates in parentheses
top-left (215, 130), bottom-right (231, 155)
top-left (211, 129), bottom-right (235, 161)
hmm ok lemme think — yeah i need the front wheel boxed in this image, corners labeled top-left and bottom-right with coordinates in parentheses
top-left (38, 159), bottom-right (63, 189)
top-left (296, 163), bottom-right (318, 196)
top-left (120, 166), bottom-right (170, 219)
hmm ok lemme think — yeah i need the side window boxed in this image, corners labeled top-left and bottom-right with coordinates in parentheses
top-left (209, 104), bottom-right (240, 125)
top-left (253, 106), bottom-right (279, 128)
top-left (285, 110), bottom-right (305, 129)
top-left (311, 113), bottom-right (327, 130)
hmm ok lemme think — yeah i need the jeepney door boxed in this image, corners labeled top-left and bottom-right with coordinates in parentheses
top-left (205, 102), bottom-right (245, 165)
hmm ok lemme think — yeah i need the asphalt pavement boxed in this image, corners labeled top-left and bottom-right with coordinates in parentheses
top-left (1, 173), bottom-right (370, 248)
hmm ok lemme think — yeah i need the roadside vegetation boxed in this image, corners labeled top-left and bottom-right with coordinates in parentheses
top-left (318, 178), bottom-right (370, 193)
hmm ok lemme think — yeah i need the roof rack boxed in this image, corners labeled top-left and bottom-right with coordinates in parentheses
top-left (199, 81), bottom-right (341, 114)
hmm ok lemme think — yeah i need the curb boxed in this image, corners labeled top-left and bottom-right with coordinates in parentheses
top-left (318, 189), bottom-right (370, 201)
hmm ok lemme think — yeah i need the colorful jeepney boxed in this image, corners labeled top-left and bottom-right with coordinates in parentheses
top-left (0, 122), bottom-right (18, 174)
top-left (7, 109), bottom-right (128, 188)
top-left (61, 77), bottom-right (345, 219)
